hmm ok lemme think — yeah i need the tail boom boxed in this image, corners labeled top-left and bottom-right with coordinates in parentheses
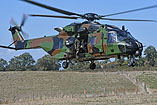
top-left (15, 36), bottom-right (53, 50)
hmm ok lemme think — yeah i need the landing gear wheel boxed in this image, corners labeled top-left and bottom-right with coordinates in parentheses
top-left (128, 55), bottom-right (135, 67)
top-left (62, 61), bottom-right (69, 69)
top-left (128, 61), bottom-right (135, 67)
top-left (90, 62), bottom-right (96, 70)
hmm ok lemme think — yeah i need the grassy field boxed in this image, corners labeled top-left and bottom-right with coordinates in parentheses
top-left (1, 70), bottom-right (157, 105)
top-left (136, 72), bottom-right (157, 92)
top-left (0, 71), bottom-right (137, 104)
top-left (8, 94), bottom-right (157, 105)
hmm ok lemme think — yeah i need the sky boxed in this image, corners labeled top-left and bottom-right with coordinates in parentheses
top-left (0, 0), bottom-right (157, 61)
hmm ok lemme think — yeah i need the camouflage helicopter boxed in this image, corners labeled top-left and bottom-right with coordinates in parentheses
top-left (0, 0), bottom-right (157, 69)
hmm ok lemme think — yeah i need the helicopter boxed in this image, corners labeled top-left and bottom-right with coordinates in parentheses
top-left (0, 0), bottom-right (157, 69)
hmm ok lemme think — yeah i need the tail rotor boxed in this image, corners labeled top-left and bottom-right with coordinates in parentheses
top-left (20, 14), bottom-right (27, 28)
top-left (10, 17), bottom-right (18, 26)
top-left (9, 14), bottom-right (29, 39)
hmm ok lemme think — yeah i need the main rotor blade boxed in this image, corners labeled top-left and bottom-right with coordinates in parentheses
top-left (101, 5), bottom-right (157, 17)
top-left (21, 0), bottom-right (82, 17)
top-left (29, 14), bottom-right (80, 19)
top-left (101, 17), bottom-right (157, 22)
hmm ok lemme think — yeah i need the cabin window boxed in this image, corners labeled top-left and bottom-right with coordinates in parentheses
top-left (58, 38), bottom-right (63, 49)
top-left (53, 37), bottom-right (63, 49)
top-left (90, 36), bottom-right (97, 45)
top-left (88, 24), bottom-right (101, 33)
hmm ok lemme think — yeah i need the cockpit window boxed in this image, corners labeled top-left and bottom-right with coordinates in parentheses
top-left (106, 24), bottom-right (136, 43)
top-left (107, 30), bottom-right (129, 43)
top-left (117, 30), bottom-right (128, 41)
top-left (127, 32), bottom-right (136, 40)
top-left (88, 24), bottom-right (101, 33)
top-left (107, 31), bottom-right (118, 43)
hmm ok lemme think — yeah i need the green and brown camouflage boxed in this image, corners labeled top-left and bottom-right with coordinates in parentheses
top-left (0, 19), bottom-right (143, 70)
top-left (9, 22), bottom-right (138, 62)
top-left (9, 26), bottom-right (24, 46)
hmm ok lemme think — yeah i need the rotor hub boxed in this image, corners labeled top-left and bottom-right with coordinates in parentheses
top-left (82, 13), bottom-right (100, 21)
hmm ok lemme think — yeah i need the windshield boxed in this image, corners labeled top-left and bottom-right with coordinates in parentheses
top-left (117, 30), bottom-right (129, 41)
top-left (127, 32), bottom-right (136, 40)
top-left (107, 30), bottom-right (129, 43)
top-left (106, 24), bottom-right (136, 43)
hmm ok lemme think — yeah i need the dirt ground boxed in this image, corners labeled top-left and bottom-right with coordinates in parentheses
top-left (2, 94), bottom-right (157, 105)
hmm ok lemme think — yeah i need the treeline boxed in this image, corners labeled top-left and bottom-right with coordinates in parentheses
top-left (0, 45), bottom-right (157, 71)
top-left (0, 53), bottom-right (60, 71)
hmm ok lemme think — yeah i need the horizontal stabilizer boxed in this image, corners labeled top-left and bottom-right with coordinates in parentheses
top-left (0, 45), bottom-right (17, 50)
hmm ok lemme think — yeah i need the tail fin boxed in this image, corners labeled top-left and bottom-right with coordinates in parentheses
top-left (9, 14), bottom-right (28, 46)
top-left (0, 27), bottom-right (24, 50)
top-left (9, 26), bottom-right (24, 46)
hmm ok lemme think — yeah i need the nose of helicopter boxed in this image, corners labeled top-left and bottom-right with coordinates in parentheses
top-left (126, 39), bottom-right (143, 57)
top-left (134, 41), bottom-right (143, 57)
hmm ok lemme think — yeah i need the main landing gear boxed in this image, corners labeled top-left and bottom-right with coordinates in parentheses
top-left (128, 55), bottom-right (135, 67)
top-left (90, 61), bottom-right (96, 70)
top-left (62, 60), bottom-right (96, 70)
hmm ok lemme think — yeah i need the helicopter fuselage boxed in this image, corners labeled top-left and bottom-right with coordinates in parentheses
top-left (13, 22), bottom-right (143, 62)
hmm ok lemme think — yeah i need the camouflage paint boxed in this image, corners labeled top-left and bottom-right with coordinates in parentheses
top-left (63, 25), bottom-right (75, 33)
top-left (10, 23), bottom-right (130, 61)
top-left (106, 43), bottom-right (121, 55)
top-left (11, 29), bottom-right (24, 46)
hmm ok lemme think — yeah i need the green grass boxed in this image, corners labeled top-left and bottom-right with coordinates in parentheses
top-left (136, 72), bottom-right (157, 89)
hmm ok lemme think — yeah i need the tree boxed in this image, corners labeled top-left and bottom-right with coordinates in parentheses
top-left (135, 57), bottom-right (145, 67)
top-left (36, 55), bottom-right (60, 71)
top-left (7, 52), bottom-right (35, 71)
top-left (144, 45), bottom-right (157, 66)
top-left (0, 58), bottom-right (8, 71)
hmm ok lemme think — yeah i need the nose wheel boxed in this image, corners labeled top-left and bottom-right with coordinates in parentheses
top-left (90, 61), bottom-right (96, 70)
top-left (62, 61), bottom-right (69, 69)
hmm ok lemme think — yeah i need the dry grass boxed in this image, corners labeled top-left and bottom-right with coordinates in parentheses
top-left (2, 70), bottom-right (157, 105)
top-left (7, 94), bottom-right (157, 105)
top-left (0, 71), bottom-right (137, 104)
